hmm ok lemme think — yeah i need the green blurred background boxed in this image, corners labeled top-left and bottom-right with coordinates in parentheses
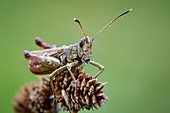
top-left (0, 0), bottom-right (170, 113)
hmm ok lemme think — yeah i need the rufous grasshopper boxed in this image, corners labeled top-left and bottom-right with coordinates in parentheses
top-left (24, 9), bottom-right (132, 103)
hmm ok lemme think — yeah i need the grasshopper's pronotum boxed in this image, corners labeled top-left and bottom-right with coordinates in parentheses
top-left (24, 8), bottom-right (132, 104)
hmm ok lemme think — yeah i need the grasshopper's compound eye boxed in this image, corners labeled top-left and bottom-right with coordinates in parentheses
top-left (79, 37), bottom-right (92, 48)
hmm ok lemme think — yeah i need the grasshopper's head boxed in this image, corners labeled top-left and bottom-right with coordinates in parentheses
top-left (78, 36), bottom-right (92, 64)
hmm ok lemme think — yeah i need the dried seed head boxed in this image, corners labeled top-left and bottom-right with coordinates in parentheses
top-left (13, 79), bottom-right (60, 113)
top-left (13, 83), bottom-right (38, 113)
top-left (54, 67), bottom-right (108, 111)
top-left (28, 77), bottom-right (58, 113)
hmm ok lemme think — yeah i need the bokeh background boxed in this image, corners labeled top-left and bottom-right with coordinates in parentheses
top-left (0, 0), bottom-right (170, 113)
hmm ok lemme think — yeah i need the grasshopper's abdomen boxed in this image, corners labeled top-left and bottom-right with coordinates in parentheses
top-left (24, 50), bottom-right (60, 74)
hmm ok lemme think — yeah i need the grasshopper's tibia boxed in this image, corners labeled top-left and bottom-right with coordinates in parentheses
top-left (49, 61), bottom-right (80, 104)
top-left (90, 60), bottom-right (105, 78)
top-left (66, 63), bottom-right (76, 84)
top-left (35, 37), bottom-right (56, 49)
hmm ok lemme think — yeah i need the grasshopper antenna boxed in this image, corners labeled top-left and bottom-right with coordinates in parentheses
top-left (92, 8), bottom-right (132, 41)
top-left (74, 18), bottom-right (88, 43)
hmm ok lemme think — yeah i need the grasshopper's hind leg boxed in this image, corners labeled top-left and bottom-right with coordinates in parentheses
top-left (49, 65), bottom-right (68, 105)
top-left (35, 37), bottom-right (56, 49)
top-left (49, 61), bottom-right (79, 106)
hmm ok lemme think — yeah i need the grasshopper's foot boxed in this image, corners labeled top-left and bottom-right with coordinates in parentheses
top-left (73, 81), bottom-right (77, 88)
top-left (49, 95), bottom-right (56, 107)
top-left (52, 98), bottom-right (56, 108)
top-left (49, 77), bottom-right (58, 109)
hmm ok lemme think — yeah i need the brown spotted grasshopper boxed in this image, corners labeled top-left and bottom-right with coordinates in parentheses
top-left (24, 9), bottom-right (132, 104)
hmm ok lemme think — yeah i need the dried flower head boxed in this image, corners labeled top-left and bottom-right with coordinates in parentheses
top-left (54, 67), bottom-right (108, 111)
top-left (13, 83), bottom-right (39, 113)
top-left (13, 79), bottom-right (60, 113)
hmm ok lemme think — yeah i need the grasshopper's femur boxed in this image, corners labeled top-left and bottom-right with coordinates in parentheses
top-left (74, 18), bottom-right (88, 43)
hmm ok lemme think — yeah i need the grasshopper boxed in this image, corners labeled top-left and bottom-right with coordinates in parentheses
top-left (24, 9), bottom-right (132, 103)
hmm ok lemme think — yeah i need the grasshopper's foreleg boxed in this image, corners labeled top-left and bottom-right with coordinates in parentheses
top-left (90, 60), bottom-right (105, 78)
top-left (35, 37), bottom-right (56, 49)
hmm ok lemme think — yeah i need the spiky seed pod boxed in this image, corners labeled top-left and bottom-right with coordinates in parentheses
top-left (54, 67), bottom-right (108, 111)
top-left (28, 77), bottom-right (59, 113)
top-left (13, 78), bottom-right (60, 113)
top-left (13, 83), bottom-right (39, 113)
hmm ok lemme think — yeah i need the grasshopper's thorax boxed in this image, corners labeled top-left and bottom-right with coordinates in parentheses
top-left (58, 37), bottom-right (92, 64)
